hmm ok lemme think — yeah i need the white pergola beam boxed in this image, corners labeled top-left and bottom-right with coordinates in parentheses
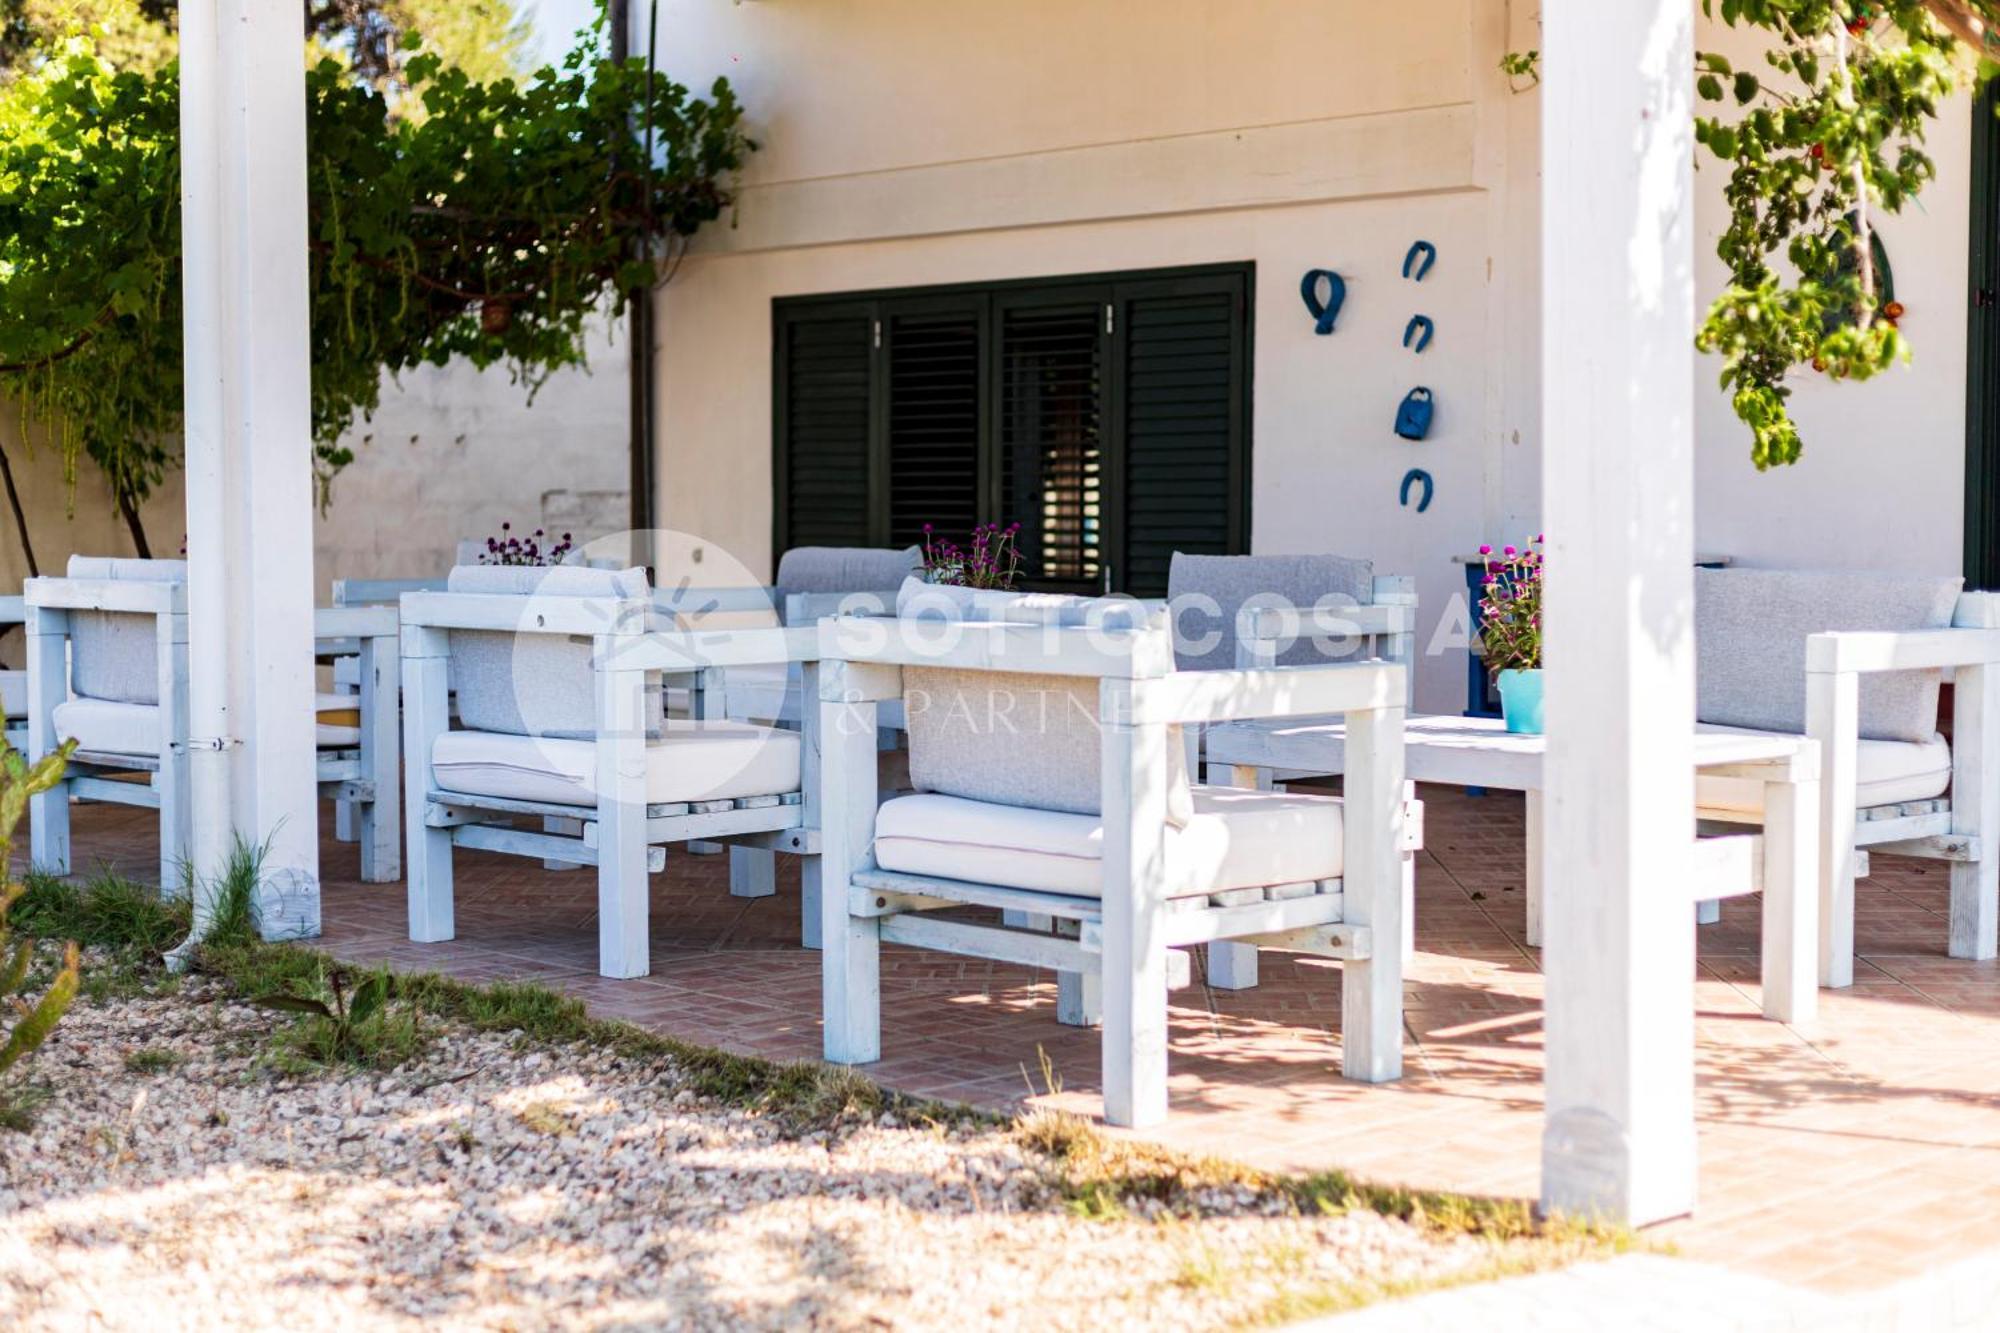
top-left (179, 1), bottom-right (320, 935)
top-left (1539, 1), bottom-right (1699, 1225)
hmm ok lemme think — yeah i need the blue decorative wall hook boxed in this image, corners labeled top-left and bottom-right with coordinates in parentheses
top-left (1399, 468), bottom-right (1434, 513)
top-left (1403, 314), bottom-right (1434, 353)
top-left (1395, 387), bottom-right (1435, 440)
top-left (1401, 240), bottom-right (1437, 282)
top-left (1299, 269), bottom-right (1347, 335)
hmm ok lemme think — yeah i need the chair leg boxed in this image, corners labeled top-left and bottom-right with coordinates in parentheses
top-left (729, 846), bottom-right (777, 897)
top-left (1809, 668), bottom-right (1860, 987)
top-left (541, 815), bottom-right (583, 872)
top-left (360, 634), bottom-right (400, 883)
top-left (1524, 788), bottom-right (1544, 948)
top-left (822, 904), bottom-right (881, 1063)
top-left (595, 661), bottom-right (652, 980)
top-left (1208, 761), bottom-right (1265, 990)
top-left (1058, 969), bottom-right (1102, 1027)
top-left (158, 765), bottom-right (192, 898)
top-left (1760, 774), bottom-right (1818, 1023)
top-left (1340, 705), bottom-right (1405, 1084)
top-left (1207, 943), bottom-right (1259, 989)
top-left (1055, 919), bottom-right (1101, 1025)
top-left (357, 782), bottom-right (400, 885)
top-left (1949, 856), bottom-right (1999, 962)
top-left (800, 860), bottom-right (822, 950)
top-left (29, 780), bottom-right (69, 877)
top-left (403, 631), bottom-right (454, 941)
top-left (407, 817), bottom-right (455, 942)
top-left (1949, 662), bottom-right (2000, 961)
top-left (1101, 924), bottom-right (1167, 1127)
top-left (335, 799), bottom-right (356, 844)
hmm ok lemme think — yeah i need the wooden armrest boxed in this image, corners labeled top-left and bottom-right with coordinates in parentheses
top-left (398, 590), bottom-right (647, 636)
top-left (818, 617), bottom-right (1174, 679)
top-left (609, 625), bottom-right (820, 672)
top-left (314, 605), bottom-right (398, 641)
top-left (332, 577), bottom-right (445, 606)
top-left (1115, 662), bottom-right (1405, 726)
top-left (652, 584), bottom-right (779, 618)
top-left (1806, 627), bottom-right (2000, 675)
top-left (1242, 603), bottom-right (1415, 641)
top-left (24, 577), bottom-right (183, 615)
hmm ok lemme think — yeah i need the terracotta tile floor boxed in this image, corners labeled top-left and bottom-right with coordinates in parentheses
top-left (47, 784), bottom-right (2000, 1293)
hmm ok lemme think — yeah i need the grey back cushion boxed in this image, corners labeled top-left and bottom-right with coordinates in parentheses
top-left (66, 556), bottom-right (187, 705)
top-left (774, 545), bottom-right (922, 623)
top-left (1695, 568), bottom-right (1963, 744)
top-left (894, 579), bottom-right (1193, 826)
top-left (446, 564), bottom-right (661, 740)
top-left (1168, 552), bottom-right (1373, 672)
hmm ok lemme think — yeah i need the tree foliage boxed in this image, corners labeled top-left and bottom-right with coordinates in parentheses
top-left (1693, 1), bottom-right (1968, 469)
top-left (0, 13), bottom-right (751, 530)
top-left (0, 0), bottom-right (532, 89)
top-left (1519, 2), bottom-right (2000, 468)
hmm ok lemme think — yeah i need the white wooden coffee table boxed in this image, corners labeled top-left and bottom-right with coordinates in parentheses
top-left (1204, 713), bottom-right (1821, 1022)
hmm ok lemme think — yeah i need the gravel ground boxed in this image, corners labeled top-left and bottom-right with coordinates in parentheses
top-left (0, 968), bottom-right (1525, 1331)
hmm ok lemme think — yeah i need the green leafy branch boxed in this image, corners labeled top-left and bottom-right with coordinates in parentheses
top-left (1504, 3), bottom-right (1991, 468)
top-left (0, 14), bottom-right (754, 530)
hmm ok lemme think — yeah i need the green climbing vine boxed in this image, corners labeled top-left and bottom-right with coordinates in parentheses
top-left (1511, 2), bottom-right (2000, 469)
top-left (0, 12), bottom-right (751, 537)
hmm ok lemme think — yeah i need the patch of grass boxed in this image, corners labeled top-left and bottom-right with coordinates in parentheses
top-left (0, 1083), bottom-right (52, 1132)
top-left (123, 1047), bottom-right (183, 1076)
top-left (267, 1002), bottom-right (426, 1074)
top-left (1012, 1109), bottom-right (1618, 1251)
top-left (255, 965), bottom-right (427, 1073)
top-left (13, 870), bottom-right (188, 964)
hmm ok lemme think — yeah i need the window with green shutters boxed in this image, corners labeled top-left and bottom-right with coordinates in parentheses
top-left (771, 263), bottom-right (1251, 597)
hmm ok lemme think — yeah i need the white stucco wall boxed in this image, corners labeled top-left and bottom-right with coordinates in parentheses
top-left (309, 318), bottom-right (631, 595)
top-left (642, 0), bottom-right (1982, 711)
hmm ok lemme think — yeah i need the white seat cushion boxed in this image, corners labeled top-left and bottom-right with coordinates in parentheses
top-left (55, 695), bottom-right (366, 755)
top-left (1697, 722), bottom-right (1951, 813)
top-left (873, 786), bottom-right (1344, 899)
top-left (431, 719), bottom-right (801, 808)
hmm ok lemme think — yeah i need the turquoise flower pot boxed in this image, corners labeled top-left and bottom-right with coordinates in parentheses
top-left (1497, 668), bottom-right (1545, 735)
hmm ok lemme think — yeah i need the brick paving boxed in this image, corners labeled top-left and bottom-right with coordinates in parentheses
top-left (46, 783), bottom-right (2000, 1294)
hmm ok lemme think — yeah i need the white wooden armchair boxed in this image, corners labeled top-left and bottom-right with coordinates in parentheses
top-left (399, 564), bottom-right (819, 978)
top-left (655, 545), bottom-right (920, 911)
top-left (25, 556), bottom-right (400, 888)
top-left (816, 584), bottom-right (1413, 1128)
top-left (1691, 569), bottom-right (2000, 987)
top-left (1166, 553), bottom-right (1419, 990)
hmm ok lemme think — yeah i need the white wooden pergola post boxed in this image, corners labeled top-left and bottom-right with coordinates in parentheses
top-left (1538, 0), bottom-right (1698, 1225)
top-left (178, 1), bottom-right (321, 938)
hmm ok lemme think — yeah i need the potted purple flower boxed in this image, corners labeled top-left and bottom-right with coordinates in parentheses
top-left (1478, 537), bottom-right (1544, 734)
top-left (477, 522), bottom-right (575, 568)
top-left (921, 522), bottom-right (1023, 589)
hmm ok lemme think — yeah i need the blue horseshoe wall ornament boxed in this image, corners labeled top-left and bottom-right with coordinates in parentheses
top-left (1299, 269), bottom-right (1347, 335)
top-left (1395, 387), bottom-right (1436, 441)
top-left (1399, 468), bottom-right (1434, 513)
top-left (1401, 240), bottom-right (1437, 282)
top-left (1403, 314), bottom-right (1434, 353)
